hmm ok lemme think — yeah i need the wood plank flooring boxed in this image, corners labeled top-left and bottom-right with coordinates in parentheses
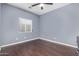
top-left (0, 39), bottom-right (79, 56)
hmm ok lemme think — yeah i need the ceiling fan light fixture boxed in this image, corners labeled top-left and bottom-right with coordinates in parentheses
top-left (39, 3), bottom-right (44, 7)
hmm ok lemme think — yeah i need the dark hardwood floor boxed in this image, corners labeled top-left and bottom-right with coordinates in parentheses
top-left (0, 39), bottom-right (79, 56)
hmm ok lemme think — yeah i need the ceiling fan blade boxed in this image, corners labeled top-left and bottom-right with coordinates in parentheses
top-left (32, 3), bottom-right (40, 7)
top-left (29, 3), bottom-right (40, 8)
top-left (44, 3), bottom-right (53, 5)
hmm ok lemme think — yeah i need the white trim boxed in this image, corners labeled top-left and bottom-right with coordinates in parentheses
top-left (0, 37), bottom-right (39, 48)
top-left (0, 37), bottom-right (78, 49)
top-left (39, 37), bottom-right (78, 48)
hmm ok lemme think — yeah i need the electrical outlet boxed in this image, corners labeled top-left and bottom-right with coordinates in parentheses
top-left (53, 37), bottom-right (56, 39)
top-left (16, 38), bottom-right (18, 40)
top-left (24, 37), bottom-right (27, 39)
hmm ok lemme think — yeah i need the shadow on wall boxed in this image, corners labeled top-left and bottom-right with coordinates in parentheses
top-left (77, 36), bottom-right (79, 48)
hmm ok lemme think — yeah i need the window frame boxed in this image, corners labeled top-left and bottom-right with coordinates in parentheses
top-left (18, 18), bottom-right (32, 33)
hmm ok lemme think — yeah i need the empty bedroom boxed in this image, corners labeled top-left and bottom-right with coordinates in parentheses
top-left (0, 3), bottom-right (79, 56)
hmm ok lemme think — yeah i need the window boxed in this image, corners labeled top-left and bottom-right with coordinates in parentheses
top-left (19, 18), bottom-right (32, 33)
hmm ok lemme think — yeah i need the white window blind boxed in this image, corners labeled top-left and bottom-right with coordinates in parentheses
top-left (19, 18), bottom-right (32, 33)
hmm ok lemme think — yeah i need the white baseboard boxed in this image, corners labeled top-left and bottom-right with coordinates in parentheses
top-left (0, 37), bottom-right (39, 48)
top-left (39, 37), bottom-right (78, 48)
top-left (0, 37), bottom-right (78, 49)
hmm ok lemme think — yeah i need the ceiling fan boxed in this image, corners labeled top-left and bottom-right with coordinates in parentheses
top-left (29, 3), bottom-right (53, 10)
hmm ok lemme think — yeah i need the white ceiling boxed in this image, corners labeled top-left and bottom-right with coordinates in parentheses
top-left (8, 3), bottom-right (71, 15)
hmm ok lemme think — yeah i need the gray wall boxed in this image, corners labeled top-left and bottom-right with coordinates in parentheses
top-left (1, 3), bottom-right (79, 47)
top-left (40, 4), bottom-right (79, 47)
top-left (0, 4), bottom-right (1, 45)
top-left (0, 4), bottom-right (39, 46)
top-left (0, 3), bottom-right (3, 45)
